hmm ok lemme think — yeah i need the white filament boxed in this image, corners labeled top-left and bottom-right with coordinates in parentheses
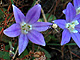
top-left (20, 22), bottom-right (32, 34)
top-left (66, 20), bottom-right (79, 33)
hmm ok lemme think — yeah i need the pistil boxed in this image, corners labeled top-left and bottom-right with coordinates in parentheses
top-left (21, 22), bottom-right (32, 34)
top-left (66, 20), bottom-right (79, 33)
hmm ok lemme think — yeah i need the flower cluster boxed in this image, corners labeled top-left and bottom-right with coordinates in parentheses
top-left (3, 0), bottom-right (80, 55)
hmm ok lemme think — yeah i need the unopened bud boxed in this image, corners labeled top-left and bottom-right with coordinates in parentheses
top-left (52, 24), bottom-right (58, 28)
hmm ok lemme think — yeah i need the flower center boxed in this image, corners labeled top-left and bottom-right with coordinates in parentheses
top-left (76, 7), bottom-right (80, 15)
top-left (66, 20), bottom-right (79, 33)
top-left (20, 22), bottom-right (32, 34)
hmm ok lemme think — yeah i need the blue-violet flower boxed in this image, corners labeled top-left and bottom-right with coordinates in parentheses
top-left (73, 0), bottom-right (80, 14)
top-left (3, 4), bottom-right (52, 55)
top-left (63, 0), bottom-right (80, 15)
top-left (53, 3), bottom-right (80, 47)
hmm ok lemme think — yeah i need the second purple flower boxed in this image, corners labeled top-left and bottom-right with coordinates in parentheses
top-left (53, 3), bottom-right (80, 48)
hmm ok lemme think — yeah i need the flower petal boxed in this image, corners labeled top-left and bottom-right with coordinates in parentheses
top-left (19, 34), bottom-right (29, 55)
top-left (26, 4), bottom-right (41, 24)
top-left (65, 2), bottom-right (76, 22)
top-left (32, 26), bottom-right (49, 32)
top-left (62, 9), bottom-right (66, 14)
top-left (12, 4), bottom-right (25, 23)
top-left (27, 30), bottom-right (45, 46)
top-left (61, 29), bottom-right (71, 45)
top-left (32, 22), bottom-right (52, 32)
top-left (73, 14), bottom-right (80, 23)
top-left (32, 22), bottom-right (52, 26)
top-left (3, 23), bottom-right (21, 37)
top-left (71, 32), bottom-right (80, 48)
top-left (75, 24), bottom-right (80, 32)
top-left (73, 0), bottom-right (80, 9)
top-left (54, 19), bottom-right (66, 29)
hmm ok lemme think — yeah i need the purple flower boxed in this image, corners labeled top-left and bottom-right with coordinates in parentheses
top-left (63, 0), bottom-right (80, 15)
top-left (73, 0), bottom-right (80, 14)
top-left (3, 4), bottom-right (52, 55)
top-left (54, 3), bottom-right (80, 47)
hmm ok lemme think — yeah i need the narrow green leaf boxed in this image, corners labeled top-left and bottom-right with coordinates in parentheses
top-left (39, 47), bottom-right (51, 59)
top-left (47, 43), bottom-right (60, 46)
top-left (66, 43), bottom-right (76, 45)
top-left (47, 43), bottom-right (77, 46)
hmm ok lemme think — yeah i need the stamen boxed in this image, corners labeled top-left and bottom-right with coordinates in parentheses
top-left (71, 20), bottom-right (79, 25)
top-left (66, 20), bottom-right (79, 33)
top-left (20, 22), bottom-right (32, 34)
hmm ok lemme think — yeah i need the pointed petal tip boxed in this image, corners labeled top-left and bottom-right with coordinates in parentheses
top-left (12, 4), bottom-right (16, 9)
top-left (61, 41), bottom-right (67, 46)
top-left (3, 30), bottom-right (8, 37)
top-left (66, 2), bottom-right (73, 8)
top-left (18, 53), bottom-right (20, 56)
top-left (40, 39), bottom-right (46, 46)
top-left (37, 4), bottom-right (41, 8)
top-left (62, 9), bottom-right (66, 14)
top-left (3, 30), bottom-right (6, 35)
top-left (61, 43), bottom-right (64, 46)
top-left (12, 4), bottom-right (15, 7)
top-left (67, 2), bottom-right (73, 8)
top-left (18, 49), bottom-right (22, 56)
top-left (12, 4), bottom-right (14, 6)
top-left (12, 4), bottom-right (17, 9)
top-left (68, 2), bottom-right (71, 4)
top-left (18, 52), bottom-right (21, 56)
top-left (61, 43), bottom-right (66, 46)
top-left (77, 43), bottom-right (80, 48)
top-left (42, 43), bottom-right (46, 46)
top-left (61, 42), bottom-right (63, 46)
